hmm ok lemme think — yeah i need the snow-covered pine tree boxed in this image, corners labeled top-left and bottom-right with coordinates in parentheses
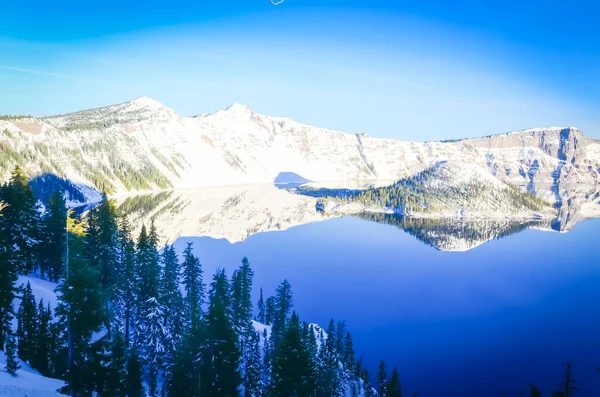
top-left (0, 166), bottom-right (40, 275)
top-left (243, 330), bottom-right (264, 397)
top-left (134, 224), bottom-right (167, 397)
top-left (231, 257), bottom-right (254, 337)
top-left (16, 281), bottom-right (38, 363)
top-left (316, 319), bottom-right (345, 397)
top-left (4, 330), bottom-right (20, 375)
top-left (160, 244), bottom-right (184, 363)
top-left (113, 216), bottom-right (137, 345)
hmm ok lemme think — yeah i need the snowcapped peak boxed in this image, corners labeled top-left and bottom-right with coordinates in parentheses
top-left (126, 96), bottom-right (166, 110)
top-left (225, 102), bottom-right (253, 113)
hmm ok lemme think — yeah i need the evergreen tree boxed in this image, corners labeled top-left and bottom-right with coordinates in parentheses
top-left (32, 299), bottom-right (53, 376)
top-left (231, 257), bottom-right (254, 337)
top-left (181, 242), bottom-right (204, 330)
top-left (0, 166), bottom-right (40, 275)
top-left (85, 195), bottom-right (119, 334)
top-left (4, 330), bottom-right (20, 375)
top-left (387, 368), bottom-right (402, 397)
top-left (271, 312), bottom-right (316, 397)
top-left (529, 384), bottom-right (541, 397)
top-left (160, 244), bottom-right (184, 363)
top-left (271, 279), bottom-right (293, 347)
top-left (362, 367), bottom-right (376, 397)
top-left (265, 296), bottom-right (276, 326)
top-left (16, 281), bottom-right (38, 363)
top-left (113, 216), bottom-right (137, 345)
top-left (560, 362), bottom-right (578, 397)
top-left (256, 287), bottom-right (265, 324)
top-left (56, 210), bottom-right (107, 397)
top-left (201, 269), bottom-right (241, 396)
top-left (103, 331), bottom-right (127, 397)
top-left (167, 323), bottom-right (206, 397)
top-left (39, 190), bottom-right (67, 281)
top-left (377, 360), bottom-right (388, 397)
top-left (125, 347), bottom-right (145, 397)
top-left (316, 319), bottom-right (345, 397)
top-left (244, 330), bottom-right (264, 397)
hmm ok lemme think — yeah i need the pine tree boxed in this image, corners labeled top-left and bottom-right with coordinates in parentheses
top-left (244, 330), bottom-right (264, 397)
top-left (181, 242), bottom-right (204, 330)
top-left (377, 360), bottom-right (388, 397)
top-left (125, 347), bottom-right (145, 397)
top-left (272, 279), bottom-right (293, 347)
top-left (529, 384), bottom-right (541, 397)
top-left (85, 194), bottom-right (119, 335)
top-left (56, 210), bottom-right (107, 396)
top-left (160, 244), bottom-right (184, 360)
top-left (103, 331), bottom-right (127, 397)
top-left (39, 190), bottom-right (66, 281)
top-left (256, 287), bottom-right (265, 324)
top-left (16, 281), bottom-right (38, 363)
top-left (231, 257), bottom-right (254, 336)
top-left (167, 323), bottom-right (206, 397)
top-left (271, 312), bottom-right (316, 397)
top-left (362, 367), bottom-right (376, 397)
top-left (32, 298), bottom-right (53, 376)
top-left (316, 319), bottom-right (345, 397)
top-left (113, 216), bottom-right (137, 345)
top-left (561, 362), bottom-right (578, 397)
top-left (387, 367), bottom-right (402, 397)
top-left (201, 269), bottom-right (241, 396)
top-left (0, 166), bottom-right (40, 275)
top-left (265, 296), bottom-right (276, 326)
top-left (4, 330), bottom-right (20, 375)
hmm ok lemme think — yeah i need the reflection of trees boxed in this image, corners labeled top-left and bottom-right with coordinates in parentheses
top-left (357, 213), bottom-right (546, 251)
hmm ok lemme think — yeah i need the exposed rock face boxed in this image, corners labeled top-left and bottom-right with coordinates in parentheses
top-left (0, 98), bottom-right (598, 203)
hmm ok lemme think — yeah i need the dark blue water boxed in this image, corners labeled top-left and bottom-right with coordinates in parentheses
top-left (173, 216), bottom-right (600, 397)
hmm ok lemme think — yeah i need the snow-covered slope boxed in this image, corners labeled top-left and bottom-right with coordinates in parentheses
top-left (316, 161), bottom-right (556, 220)
top-left (0, 351), bottom-right (64, 397)
top-left (1, 97), bottom-right (599, 204)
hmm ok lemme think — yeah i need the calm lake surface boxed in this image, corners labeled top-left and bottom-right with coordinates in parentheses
top-left (169, 215), bottom-right (600, 397)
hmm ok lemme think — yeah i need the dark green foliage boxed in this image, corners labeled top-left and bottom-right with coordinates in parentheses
top-left (200, 269), bottom-right (241, 396)
top-left (529, 384), bottom-right (541, 397)
top-left (378, 360), bottom-right (388, 397)
top-left (16, 282), bottom-right (38, 363)
top-left (0, 166), bottom-right (40, 275)
top-left (125, 347), bottom-right (145, 397)
top-left (182, 242), bottom-right (204, 330)
top-left (160, 244), bottom-right (184, 357)
top-left (243, 330), bottom-right (264, 397)
top-left (256, 287), bottom-right (265, 324)
top-left (231, 257), bottom-right (254, 337)
top-left (4, 330), bottom-right (20, 375)
top-left (387, 368), bottom-right (402, 397)
top-left (271, 312), bottom-right (316, 397)
top-left (113, 216), bottom-right (137, 344)
top-left (316, 319), bottom-right (344, 397)
top-left (271, 279), bottom-right (293, 347)
top-left (316, 161), bottom-right (552, 215)
top-left (32, 300), bottom-right (54, 376)
top-left (39, 190), bottom-right (67, 281)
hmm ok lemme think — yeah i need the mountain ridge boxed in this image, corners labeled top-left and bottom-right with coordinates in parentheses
top-left (1, 97), bottom-right (599, 204)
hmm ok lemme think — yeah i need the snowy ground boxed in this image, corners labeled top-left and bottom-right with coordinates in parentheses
top-left (0, 351), bottom-right (65, 397)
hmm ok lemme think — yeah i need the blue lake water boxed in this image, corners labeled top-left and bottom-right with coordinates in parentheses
top-left (171, 215), bottom-right (600, 397)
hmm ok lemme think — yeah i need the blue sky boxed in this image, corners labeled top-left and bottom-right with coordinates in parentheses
top-left (1, 0), bottom-right (599, 141)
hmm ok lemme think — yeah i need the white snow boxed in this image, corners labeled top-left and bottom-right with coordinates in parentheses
top-left (0, 351), bottom-right (65, 397)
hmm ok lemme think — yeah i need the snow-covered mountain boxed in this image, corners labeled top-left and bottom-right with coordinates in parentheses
top-left (1, 97), bottom-right (599, 203)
